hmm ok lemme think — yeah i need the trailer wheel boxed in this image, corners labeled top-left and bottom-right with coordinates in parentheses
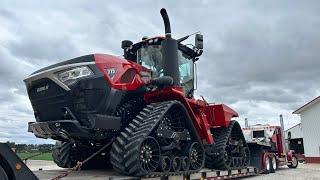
top-left (0, 165), bottom-right (8, 180)
top-left (288, 155), bottom-right (298, 168)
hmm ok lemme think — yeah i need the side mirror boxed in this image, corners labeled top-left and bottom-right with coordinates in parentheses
top-left (122, 40), bottom-right (136, 62)
top-left (121, 40), bottom-right (133, 50)
top-left (195, 34), bottom-right (203, 49)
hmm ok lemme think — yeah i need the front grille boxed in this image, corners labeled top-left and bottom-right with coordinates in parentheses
top-left (26, 75), bottom-right (118, 128)
top-left (28, 78), bottom-right (74, 122)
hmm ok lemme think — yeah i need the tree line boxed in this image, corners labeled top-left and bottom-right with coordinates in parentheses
top-left (6, 141), bottom-right (54, 153)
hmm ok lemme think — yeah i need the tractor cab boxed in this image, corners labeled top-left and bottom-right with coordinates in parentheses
top-left (121, 34), bottom-right (203, 97)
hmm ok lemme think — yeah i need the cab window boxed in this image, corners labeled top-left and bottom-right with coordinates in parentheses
top-left (178, 51), bottom-right (194, 95)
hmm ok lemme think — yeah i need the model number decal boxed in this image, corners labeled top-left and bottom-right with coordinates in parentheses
top-left (37, 85), bottom-right (49, 92)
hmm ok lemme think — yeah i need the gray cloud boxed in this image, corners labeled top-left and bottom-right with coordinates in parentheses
top-left (0, 0), bottom-right (319, 143)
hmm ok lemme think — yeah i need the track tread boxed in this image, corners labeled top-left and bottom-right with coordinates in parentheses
top-left (205, 120), bottom-right (249, 170)
top-left (110, 101), bottom-right (178, 176)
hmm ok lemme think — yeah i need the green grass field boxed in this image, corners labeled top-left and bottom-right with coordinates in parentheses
top-left (17, 152), bottom-right (53, 161)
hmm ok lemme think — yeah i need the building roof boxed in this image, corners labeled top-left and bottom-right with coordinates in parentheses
top-left (293, 96), bottom-right (320, 114)
top-left (284, 123), bottom-right (301, 132)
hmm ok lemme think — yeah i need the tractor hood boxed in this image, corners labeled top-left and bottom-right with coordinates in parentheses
top-left (24, 54), bottom-right (150, 92)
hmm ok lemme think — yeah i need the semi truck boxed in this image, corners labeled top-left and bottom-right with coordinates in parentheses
top-left (242, 115), bottom-right (299, 174)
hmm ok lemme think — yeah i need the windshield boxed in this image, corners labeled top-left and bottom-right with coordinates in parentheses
top-left (137, 45), bottom-right (194, 95)
top-left (137, 45), bottom-right (163, 78)
top-left (179, 51), bottom-right (194, 95)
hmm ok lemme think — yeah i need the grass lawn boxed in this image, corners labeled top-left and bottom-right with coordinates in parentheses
top-left (17, 152), bottom-right (53, 161)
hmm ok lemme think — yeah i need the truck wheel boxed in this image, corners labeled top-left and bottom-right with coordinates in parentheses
top-left (288, 155), bottom-right (298, 168)
top-left (263, 155), bottom-right (270, 174)
top-left (0, 165), bottom-right (8, 180)
top-left (270, 155), bottom-right (277, 173)
top-left (269, 156), bottom-right (275, 173)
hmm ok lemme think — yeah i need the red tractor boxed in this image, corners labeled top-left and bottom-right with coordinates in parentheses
top-left (24, 9), bottom-right (250, 176)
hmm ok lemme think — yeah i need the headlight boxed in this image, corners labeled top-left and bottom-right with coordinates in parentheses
top-left (57, 66), bottom-right (93, 86)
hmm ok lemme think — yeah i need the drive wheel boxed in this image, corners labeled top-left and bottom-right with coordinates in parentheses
top-left (270, 155), bottom-right (277, 173)
top-left (138, 137), bottom-right (161, 173)
top-left (263, 155), bottom-right (270, 174)
top-left (189, 142), bottom-right (205, 170)
top-left (0, 165), bottom-right (8, 180)
top-left (288, 155), bottom-right (298, 168)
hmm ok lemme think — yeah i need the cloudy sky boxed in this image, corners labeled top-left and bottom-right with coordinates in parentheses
top-left (0, 1), bottom-right (319, 144)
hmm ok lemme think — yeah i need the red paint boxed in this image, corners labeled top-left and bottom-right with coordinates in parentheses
top-left (205, 104), bottom-right (238, 127)
top-left (94, 54), bottom-right (150, 91)
top-left (305, 157), bottom-right (320, 163)
top-left (144, 86), bottom-right (238, 144)
top-left (93, 53), bottom-right (238, 145)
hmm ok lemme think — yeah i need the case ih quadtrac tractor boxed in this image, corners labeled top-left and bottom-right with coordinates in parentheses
top-left (24, 9), bottom-right (250, 176)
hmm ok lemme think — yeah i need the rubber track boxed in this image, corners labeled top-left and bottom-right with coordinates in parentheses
top-left (53, 141), bottom-right (111, 169)
top-left (205, 120), bottom-right (249, 170)
top-left (110, 101), bottom-right (177, 176)
top-left (52, 141), bottom-right (76, 168)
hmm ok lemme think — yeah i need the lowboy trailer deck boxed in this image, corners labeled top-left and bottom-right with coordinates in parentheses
top-left (109, 167), bottom-right (258, 180)
top-left (0, 143), bottom-right (258, 180)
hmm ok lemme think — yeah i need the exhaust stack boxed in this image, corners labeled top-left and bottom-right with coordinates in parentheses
top-left (280, 114), bottom-right (288, 162)
top-left (160, 8), bottom-right (180, 86)
top-left (245, 118), bottom-right (249, 128)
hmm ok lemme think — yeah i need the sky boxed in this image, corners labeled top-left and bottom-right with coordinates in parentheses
top-left (0, 0), bottom-right (319, 144)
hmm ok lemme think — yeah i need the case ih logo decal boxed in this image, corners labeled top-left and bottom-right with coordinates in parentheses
top-left (36, 85), bottom-right (49, 92)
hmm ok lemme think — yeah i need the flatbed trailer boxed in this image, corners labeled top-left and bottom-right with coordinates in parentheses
top-left (1, 141), bottom-right (301, 180)
top-left (0, 143), bottom-right (259, 180)
top-left (32, 166), bottom-right (258, 180)
top-left (109, 167), bottom-right (258, 180)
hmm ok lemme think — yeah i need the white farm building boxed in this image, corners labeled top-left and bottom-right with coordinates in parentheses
top-left (293, 96), bottom-right (320, 163)
top-left (284, 123), bottom-right (304, 155)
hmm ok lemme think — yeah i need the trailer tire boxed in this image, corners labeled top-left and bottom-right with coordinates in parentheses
top-left (0, 165), bottom-right (8, 180)
top-left (288, 155), bottom-right (298, 168)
